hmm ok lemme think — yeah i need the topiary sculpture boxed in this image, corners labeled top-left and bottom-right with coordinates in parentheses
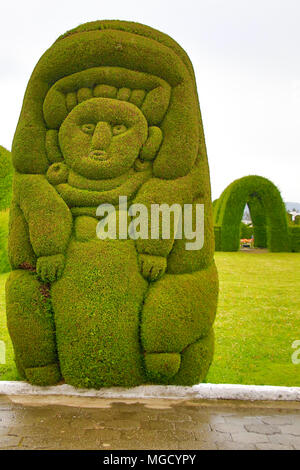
top-left (6, 20), bottom-right (218, 387)
top-left (214, 175), bottom-right (290, 252)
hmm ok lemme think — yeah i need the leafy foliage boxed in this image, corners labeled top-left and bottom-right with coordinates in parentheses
top-left (0, 146), bottom-right (13, 211)
top-left (0, 211), bottom-right (10, 273)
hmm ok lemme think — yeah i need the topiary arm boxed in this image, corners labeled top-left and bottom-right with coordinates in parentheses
top-left (133, 178), bottom-right (180, 258)
top-left (133, 162), bottom-right (203, 280)
top-left (14, 173), bottom-right (73, 280)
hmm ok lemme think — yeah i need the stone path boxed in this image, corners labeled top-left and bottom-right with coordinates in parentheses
top-left (0, 394), bottom-right (299, 450)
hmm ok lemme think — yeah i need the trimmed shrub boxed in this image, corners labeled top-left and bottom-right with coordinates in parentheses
top-left (0, 147), bottom-right (12, 273)
top-left (214, 225), bottom-right (222, 251)
top-left (214, 175), bottom-right (290, 252)
top-left (0, 146), bottom-right (13, 211)
top-left (240, 222), bottom-right (253, 239)
top-left (7, 20), bottom-right (218, 388)
top-left (0, 211), bottom-right (10, 273)
top-left (290, 226), bottom-right (300, 252)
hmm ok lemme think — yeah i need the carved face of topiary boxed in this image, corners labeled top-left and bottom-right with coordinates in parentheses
top-left (59, 97), bottom-right (148, 180)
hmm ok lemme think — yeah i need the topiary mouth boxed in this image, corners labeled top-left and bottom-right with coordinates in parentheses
top-left (88, 150), bottom-right (109, 160)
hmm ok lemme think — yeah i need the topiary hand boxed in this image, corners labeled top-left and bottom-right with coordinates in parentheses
top-left (36, 254), bottom-right (65, 283)
top-left (139, 254), bottom-right (167, 282)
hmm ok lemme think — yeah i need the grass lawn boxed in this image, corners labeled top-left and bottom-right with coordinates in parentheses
top-left (207, 252), bottom-right (300, 386)
top-left (0, 252), bottom-right (300, 386)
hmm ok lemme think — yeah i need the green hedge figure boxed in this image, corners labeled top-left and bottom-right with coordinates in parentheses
top-left (6, 20), bottom-right (218, 387)
top-left (214, 175), bottom-right (290, 252)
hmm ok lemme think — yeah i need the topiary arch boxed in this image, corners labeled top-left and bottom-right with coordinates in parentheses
top-left (214, 175), bottom-right (290, 252)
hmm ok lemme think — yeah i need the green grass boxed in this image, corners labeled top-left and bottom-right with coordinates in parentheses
top-left (1, 252), bottom-right (300, 386)
top-left (207, 252), bottom-right (300, 386)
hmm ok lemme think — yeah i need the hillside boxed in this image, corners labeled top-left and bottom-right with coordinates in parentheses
top-left (285, 202), bottom-right (300, 212)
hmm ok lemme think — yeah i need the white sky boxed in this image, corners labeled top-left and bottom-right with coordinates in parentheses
top-left (1, 0), bottom-right (299, 202)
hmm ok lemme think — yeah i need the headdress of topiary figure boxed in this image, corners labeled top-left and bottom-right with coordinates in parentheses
top-left (6, 20), bottom-right (218, 387)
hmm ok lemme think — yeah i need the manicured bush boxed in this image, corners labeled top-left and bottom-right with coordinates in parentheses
top-left (240, 222), bottom-right (253, 239)
top-left (0, 147), bottom-right (12, 273)
top-left (214, 175), bottom-right (290, 252)
top-left (6, 20), bottom-right (218, 387)
top-left (214, 225), bottom-right (222, 251)
top-left (0, 211), bottom-right (10, 273)
top-left (290, 226), bottom-right (300, 252)
top-left (0, 146), bottom-right (13, 211)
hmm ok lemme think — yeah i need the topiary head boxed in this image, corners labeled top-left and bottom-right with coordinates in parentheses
top-left (13, 20), bottom-right (207, 181)
top-left (59, 97), bottom-right (148, 179)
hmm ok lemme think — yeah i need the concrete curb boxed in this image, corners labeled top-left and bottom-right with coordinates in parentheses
top-left (0, 381), bottom-right (299, 401)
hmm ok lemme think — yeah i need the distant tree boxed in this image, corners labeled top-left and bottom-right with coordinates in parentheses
top-left (240, 222), bottom-right (253, 239)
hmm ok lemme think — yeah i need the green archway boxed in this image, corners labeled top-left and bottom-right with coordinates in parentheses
top-left (214, 175), bottom-right (290, 252)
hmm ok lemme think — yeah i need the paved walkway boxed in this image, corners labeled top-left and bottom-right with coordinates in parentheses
top-left (0, 394), bottom-right (299, 450)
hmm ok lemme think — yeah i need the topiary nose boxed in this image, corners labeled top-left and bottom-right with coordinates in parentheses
top-left (91, 121), bottom-right (112, 151)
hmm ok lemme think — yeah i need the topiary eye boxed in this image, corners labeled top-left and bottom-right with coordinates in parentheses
top-left (113, 124), bottom-right (127, 136)
top-left (81, 123), bottom-right (95, 135)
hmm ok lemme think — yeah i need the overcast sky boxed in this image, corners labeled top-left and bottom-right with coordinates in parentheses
top-left (1, 0), bottom-right (299, 202)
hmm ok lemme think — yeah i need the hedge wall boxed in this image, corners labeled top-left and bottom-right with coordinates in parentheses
top-left (240, 222), bottom-right (253, 239)
top-left (214, 225), bottom-right (222, 251)
top-left (0, 146), bottom-right (12, 273)
top-left (0, 211), bottom-right (10, 273)
top-left (290, 226), bottom-right (300, 252)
